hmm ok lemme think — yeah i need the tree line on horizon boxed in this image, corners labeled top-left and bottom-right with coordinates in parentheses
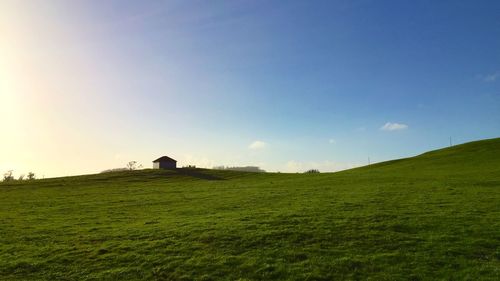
top-left (213, 166), bottom-right (266, 173)
top-left (3, 162), bottom-right (319, 181)
top-left (2, 170), bottom-right (36, 182)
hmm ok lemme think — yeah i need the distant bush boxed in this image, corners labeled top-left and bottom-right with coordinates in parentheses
top-left (183, 165), bottom-right (196, 168)
top-left (304, 169), bottom-right (320, 174)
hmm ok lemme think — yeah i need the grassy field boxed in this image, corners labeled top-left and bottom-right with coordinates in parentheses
top-left (1, 138), bottom-right (499, 280)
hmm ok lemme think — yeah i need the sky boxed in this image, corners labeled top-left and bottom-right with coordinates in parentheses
top-left (1, 0), bottom-right (499, 177)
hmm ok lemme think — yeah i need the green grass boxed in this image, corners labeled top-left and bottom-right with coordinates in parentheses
top-left (1, 138), bottom-right (499, 280)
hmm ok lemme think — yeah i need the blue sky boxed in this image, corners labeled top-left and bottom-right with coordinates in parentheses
top-left (1, 0), bottom-right (499, 176)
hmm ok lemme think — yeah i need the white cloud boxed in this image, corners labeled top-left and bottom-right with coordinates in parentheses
top-left (380, 122), bottom-right (408, 131)
top-left (283, 160), bottom-right (358, 173)
top-left (248, 140), bottom-right (268, 150)
top-left (479, 72), bottom-right (500, 82)
top-left (328, 138), bottom-right (336, 144)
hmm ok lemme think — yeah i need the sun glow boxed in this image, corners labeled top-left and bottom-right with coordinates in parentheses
top-left (0, 3), bottom-right (64, 175)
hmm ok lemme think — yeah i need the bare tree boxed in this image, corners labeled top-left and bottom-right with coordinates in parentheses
top-left (18, 174), bottom-right (25, 181)
top-left (126, 161), bottom-right (143, 171)
top-left (3, 170), bottom-right (14, 182)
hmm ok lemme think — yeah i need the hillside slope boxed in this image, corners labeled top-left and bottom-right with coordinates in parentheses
top-left (342, 137), bottom-right (500, 179)
top-left (0, 138), bottom-right (499, 280)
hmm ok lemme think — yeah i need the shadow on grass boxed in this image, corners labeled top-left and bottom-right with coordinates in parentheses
top-left (173, 168), bottom-right (225, 181)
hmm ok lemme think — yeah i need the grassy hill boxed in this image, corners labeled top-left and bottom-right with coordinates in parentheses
top-left (1, 138), bottom-right (499, 280)
top-left (344, 137), bottom-right (500, 178)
